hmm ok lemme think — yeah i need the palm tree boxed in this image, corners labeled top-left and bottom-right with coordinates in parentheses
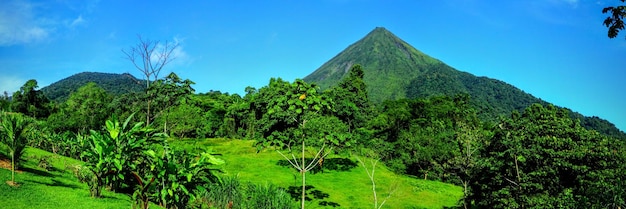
top-left (0, 112), bottom-right (32, 185)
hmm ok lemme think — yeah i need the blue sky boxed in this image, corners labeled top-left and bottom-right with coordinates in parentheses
top-left (1, 0), bottom-right (625, 131)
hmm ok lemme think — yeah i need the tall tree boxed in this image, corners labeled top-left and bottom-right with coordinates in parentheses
top-left (123, 36), bottom-right (179, 125)
top-left (48, 82), bottom-right (112, 133)
top-left (123, 36), bottom-right (179, 89)
top-left (149, 72), bottom-right (195, 133)
top-left (0, 112), bottom-right (33, 185)
top-left (0, 91), bottom-right (10, 111)
top-left (603, 0), bottom-right (626, 39)
top-left (331, 64), bottom-right (371, 133)
top-left (11, 80), bottom-right (51, 119)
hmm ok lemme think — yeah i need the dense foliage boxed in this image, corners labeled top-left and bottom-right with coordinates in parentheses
top-left (469, 104), bottom-right (626, 208)
top-left (41, 72), bottom-right (145, 102)
top-left (10, 80), bottom-right (52, 119)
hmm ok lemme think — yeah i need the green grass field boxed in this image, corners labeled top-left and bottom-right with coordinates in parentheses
top-left (0, 147), bottom-right (134, 209)
top-left (0, 139), bottom-right (462, 209)
top-left (171, 138), bottom-right (463, 209)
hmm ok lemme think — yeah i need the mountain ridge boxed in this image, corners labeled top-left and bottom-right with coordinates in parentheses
top-left (41, 72), bottom-right (145, 102)
top-left (304, 27), bottom-right (625, 138)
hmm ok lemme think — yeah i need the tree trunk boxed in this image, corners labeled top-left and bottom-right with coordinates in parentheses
top-left (147, 99), bottom-right (151, 126)
top-left (301, 140), bottom-right (306, 209)
top-left (11, 153), bottom-right (15, 183)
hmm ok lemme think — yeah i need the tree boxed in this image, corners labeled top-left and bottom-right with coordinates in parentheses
top-left (0, 112), bottom-right (33, 186)
top-left (355, 150), bottom-right (397, 209)
top-left (0, 91), bottom-right (10, 111)
top-left (11, 80), bottom-right (51, 119)
top-left (331, 64), bottom-right (371, 133)
top-left (48, 82), bottom-right (112, 133)
top-left (123, 36), bottom-right (179, 125)
top-left (123, 36), bottom-right (179, 89)
top-left (469, 104), bottom-right (626, 208)
top-left (149, 72), bottom-right (195, 134)
top-left (603, 0), bottom-right (626, 39)
top-left (251, 78), bottom-right (335, 209)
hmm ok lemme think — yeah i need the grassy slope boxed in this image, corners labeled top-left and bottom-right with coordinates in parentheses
top-left (0, 147), bottom-right (134, 209)
top-left (171, 138), bottom-right (463, 209)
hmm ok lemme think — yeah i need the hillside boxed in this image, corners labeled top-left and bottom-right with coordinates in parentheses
top-left (170, 138), bottom-right (463, 208)
top-left (0, 147), bottom-right (139, 209)
top-left (304, 27), bottom-right (625, 138)
top-left (41, 72), bottom-right (145, 102)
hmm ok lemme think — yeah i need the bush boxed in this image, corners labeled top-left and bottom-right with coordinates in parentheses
top-left (190, 176), bottom-right (295, 209)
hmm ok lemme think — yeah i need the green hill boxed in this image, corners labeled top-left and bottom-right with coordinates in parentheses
top-left (41, 72), bottom-right (145, 102)
top-left (0, 139), bottom-right (462, 208)
top-left (0, 147), bottom-right (139, 209)
top-left (170, 138), bottom-right (463, 208)
top-left (304, 27), bottom-right (625, 138)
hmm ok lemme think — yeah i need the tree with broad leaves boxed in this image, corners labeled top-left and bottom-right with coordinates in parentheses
top-left (148, 72), bottom-right (195, 134)
top-left (469, 104), bottom-right (626, 208)
top-left (603, 0), bottom-right (626, 39)
top-left (331, 64), bottom-right (371, 133)
top-left (0, 112), bottom-right (34, 186)
top-left (11, 80), bottom-right (51, 119)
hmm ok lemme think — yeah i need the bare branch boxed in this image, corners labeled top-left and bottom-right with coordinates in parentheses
top-left (277, 150), bottom-right (302, 171)
top-left (356, 154), bottom-right (397, 209)
top-left (304, 143), bottom-right (331, 171)
top-left (122, 35), bottom-right (179, 89)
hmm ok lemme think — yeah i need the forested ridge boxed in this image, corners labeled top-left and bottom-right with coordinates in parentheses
top-left (304, 27), bottom-right (625, 140)
top-left (41, 72), bottom-right (145, 102)
top-left (1, 26), bottom-right (625, 208)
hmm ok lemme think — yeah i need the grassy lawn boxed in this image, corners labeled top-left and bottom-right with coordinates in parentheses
top-left (0, 147), bottom-right (135, 209)
top-left (0, 139), bottom-right (462, 209)
top-left (171, 138), bottom-right (463, 209)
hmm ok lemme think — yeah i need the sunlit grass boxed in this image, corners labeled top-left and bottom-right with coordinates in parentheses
top-left (0, 147), bottom-right (135, 209)
top-left (171, 138), bottom-right (463, 208)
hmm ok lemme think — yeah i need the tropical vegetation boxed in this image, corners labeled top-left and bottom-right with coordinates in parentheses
top-left (0, 26), bottom-right (625, 208)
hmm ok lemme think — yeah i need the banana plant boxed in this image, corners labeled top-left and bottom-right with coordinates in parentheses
top-left (150, 146), bottom-right (224, 209)
top-left (81, 130), bottom-right (115, 197)
top-left (131, 170), bottom-right (156, 209)
top-left (82, 113), bottom-right (165, 196)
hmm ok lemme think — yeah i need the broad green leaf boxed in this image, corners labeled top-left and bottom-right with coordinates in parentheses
top-left (106, 120), bottom-right (120, 139)
top-left (114, 159), bottom-right (122, 170)
top-left (201, 152), bottom-right (225, 165)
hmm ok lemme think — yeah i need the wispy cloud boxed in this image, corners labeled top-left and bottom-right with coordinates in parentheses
top-left (170, 37), bottom-right (192, 67)
top-left (0, 0), bottom-right (99, 46)
top-left (68, 15), bottom-right (86, 28)
top-left (0, 0), bottom-right (51, 46)
top-left (147, 37), bottom-right (193, 72)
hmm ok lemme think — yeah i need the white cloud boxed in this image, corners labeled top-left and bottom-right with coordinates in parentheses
top-left (171, 37), bottom-right (191, 66)
top-left (149, 37), bottom-right (192, 69)
top-left (69, 15), bottom-right (85, 28)
top-left (0, 75), bottom-right (25, 94)
top-left (0, 0), bottom-right (51, 46)
top-left (0, 0), bottom-right (99, 46)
